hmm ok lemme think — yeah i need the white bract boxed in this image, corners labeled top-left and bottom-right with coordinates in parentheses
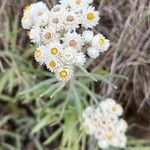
top-left (82, 30), bottom-right (94, 42)
top-left (29, 27), bottom-right (41, 44)
top-left (22, 1), bottom-right (110, 82)
top-left (87, 47), bottom-right (100, 58)
top-left (75, 52), bottom-right (86, 66)
top-left (82, 98), bottom-right (128, 149)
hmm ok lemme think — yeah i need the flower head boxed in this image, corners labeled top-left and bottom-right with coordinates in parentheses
top-left (49, 11), bottom-right (64, 30)
top-left (87, 47), bottom-right (100, 58)
top-left (24, 2), bottom-right (49, 27)
top-left (63, 11), bottom-right (80, 30)
top-left (55, 66), bottom-right (73, 81)
top-left (45, 58), bottom-right (62, 72)
top-left (92, 34), bottom-right (110, 52)
top-left (21, 15), bottom-right (33, 29)
top-left (63, 32), bottom-right (83, 50)
top-left (81, 6), bottom-right (99, 29)
top-left (34, 47), bottom-right (47, 64)
top-left (82, 98), bottom-right (128, 149)
top-left (82, 30), bottom-right (94, 43)
top-left (22, 1), bottom-right (110, 82)
top-left (45, 42), bottom-right (63, 58)
top-left (60, 47), bottom-right (77, 65)
top-left (75, 52), bottom-right (86, 66)
top-left (41, 26), bottom-right (57, 44)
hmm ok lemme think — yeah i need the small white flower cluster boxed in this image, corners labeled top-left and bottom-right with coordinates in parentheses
top-left (21, 1), bottom-right (110, 82)
top-left (82, 98), bottom-right (128, 149)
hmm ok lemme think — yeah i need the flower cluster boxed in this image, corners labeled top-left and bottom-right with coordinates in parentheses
top-left (82, 98), bottom-right (128, 149)
top-left (21, 1), bottom-right (110, 82)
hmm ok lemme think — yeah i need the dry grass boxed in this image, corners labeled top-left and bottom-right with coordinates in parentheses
top-left (93, 0), bottom-right (150, 139)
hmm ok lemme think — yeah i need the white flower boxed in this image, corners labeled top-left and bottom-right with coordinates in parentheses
top-left (110, 104), bottom-right (123, 116)
top-left (51, 4), bottom-right (65, 14)
top-left (34, 47), bottom-right (47, 64)
top-left (81, 6), bottom-right (100, 29)
top-left (82, 99), bottom-right (128, 149)
top-left (112, 134), bottom-right (127, 148)
top-left (118, 135), bottom-right (127, 148)
top-left (75, 52), bottom-right (86, 66)
top-left (99, 98), bottom-right (123, 116)
top-left (82, 106), bottom-right (94, 119)
top-left (104, 133), bottom-right (115, 144)
top-left (29, 27), bottom-right (41, 44)
top-left (98, 140), bottom-right (109, 149)
top-left (107, 114), bottom-right (118, 125)
top-left (98, 115), bottom-right (113, 128)
top-left (83, 119), bottom-right (95, 135)
top-left (71, 0), bottom-right (89, 13)
top-left (45, 42), bottom-right (63, 58)
top-left (55, 66), bottom-right (73, 81)
top-left (94, 127), bottom-right (106, 139)
top-left (22, 1), bottom-right (111, 83)
top-left (99, 98), bottom-right (115, 113)
top-left (33, 11), bottom-right (49, 27)
top-left (45, 58), bottom-right (62, 72)
top-left (82, 30), bottom-right (94, 43)
top-left (21, 15), bottom-right (33, 29)
top-left (87, 47), bottom-right (100, 58)
top-left (24, 2), bottom-right (48, 16)
top-left (63, 11), bottom-right (80, 30)
top-left (49, 12), bottom-right (64, 31)
top-left (92, 34), bottom-right (110, 52)
top-left (60, 47), bottom-right (77, 65)
top-left (23, 2), bottom-right (49, 27)
top-left (41, 26), bottom-right (57, 44)
top-left (63, 32), bottom-right (83, 50)
top-left (116, 119), bottom-right (128, 134)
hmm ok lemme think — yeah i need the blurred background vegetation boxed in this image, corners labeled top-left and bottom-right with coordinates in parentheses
top-left (0, 0), bottom-right (150, 149)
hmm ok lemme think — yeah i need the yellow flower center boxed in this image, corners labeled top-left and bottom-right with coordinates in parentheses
top-left (23, 5), bottom-right (30, 13)
top-left (34, 49), bottom-right (42, 59)
top-left (48, 60), bottom-right (56, 68)
top-left (75, 0), bottom-right (81, 4)
top-left (98, 37), bottom-right (105, 45)
top-left (112, 106), bottom-right (117, 112)
top-left (44, 32), bottom-right (52, 39)
top-left (87, 12), bottom-right (95, 21)
top-left (69, 40), bottom-right (77, 47)
top-left (59, 69), bottom-right (68, 78)
top-left (50, 47), bottom-right (59, 55)
top-left (106, 134), bottom-right (113, 142)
